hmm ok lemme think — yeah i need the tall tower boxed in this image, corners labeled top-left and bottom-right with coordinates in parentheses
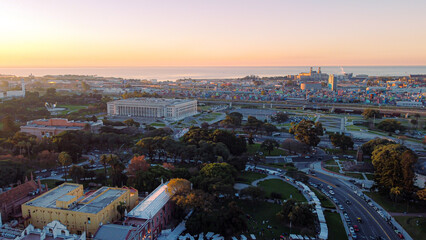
top-left (310, 67), bottom-right (313, 74)
top-left (21, 79), bottom-right (26, 97)
top-left (318, 67), bottom-right (321, 74)
top-left (328, 74), bottom-right (337, 91)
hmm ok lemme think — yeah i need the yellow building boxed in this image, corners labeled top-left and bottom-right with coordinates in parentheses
top-left (22, 183), bottom-right (138, 237)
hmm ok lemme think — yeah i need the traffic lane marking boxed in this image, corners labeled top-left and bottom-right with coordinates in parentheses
top-left (310, 176), bottom-right (391, 239)
top-left (346, 194), bottom-right (392, 240)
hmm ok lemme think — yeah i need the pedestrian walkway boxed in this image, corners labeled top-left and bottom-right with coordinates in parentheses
top-left (389, 212), bottom-right (426, 217)
top-left (251, 175), bottom-right (281, 187)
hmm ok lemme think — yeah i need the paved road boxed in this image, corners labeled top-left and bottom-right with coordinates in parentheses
top-left (309, 171), bottom-right (404, 240)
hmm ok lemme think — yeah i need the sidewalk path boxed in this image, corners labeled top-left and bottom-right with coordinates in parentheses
top-left (389, 212), bottom-right (426, 217)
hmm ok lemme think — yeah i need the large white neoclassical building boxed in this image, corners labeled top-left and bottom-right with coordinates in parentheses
top-left (107, 98), bottom-right (198, 121)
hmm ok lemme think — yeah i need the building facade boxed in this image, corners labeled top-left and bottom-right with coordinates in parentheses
top-left (300, 82), bottom-right (322, 90)
top-left (297, 67), bottom-right (329, 81)
top-left (328, 74), bottom-right (337, 91)
top-left (0, 176), bottom-right (47, 222)
top-left (20, 118), bottom-right (103, 139)
top-left (22, 183), bottom-right (138, 237)
top-left (94, 181), bottom-right (175, 240)
top-left (107, 98), bottom-right (197, 121)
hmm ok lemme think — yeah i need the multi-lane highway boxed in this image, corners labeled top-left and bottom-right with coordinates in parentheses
top-left (309, 171), bottom-right (405, 240)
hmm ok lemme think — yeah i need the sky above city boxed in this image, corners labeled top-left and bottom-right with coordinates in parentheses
top-left (1, 0), bottom-right (426, 67)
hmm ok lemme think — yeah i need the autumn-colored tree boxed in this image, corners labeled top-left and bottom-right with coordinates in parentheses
top-left (127, 155), bottom-right (150, 176)
top-left (167, 178), bottom-right (191, 196)
top-left (162, 162), bottom-right (175, 170)
top-left (58, 152), bottom-right (72, 182)
top-left (37, 150), bottom-right (59, 168)
top-left (416, 188), bottom-right (426, 201)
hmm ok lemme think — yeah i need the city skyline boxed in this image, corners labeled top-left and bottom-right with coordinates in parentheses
top-left (1, 0), bottom-right (426, 67)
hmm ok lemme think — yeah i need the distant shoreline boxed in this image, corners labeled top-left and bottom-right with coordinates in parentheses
top-left (1, 66), bottom-right (425, 81)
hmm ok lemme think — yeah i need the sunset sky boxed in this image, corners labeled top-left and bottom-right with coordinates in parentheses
top-left (1, 0), bottom-right (426, 67)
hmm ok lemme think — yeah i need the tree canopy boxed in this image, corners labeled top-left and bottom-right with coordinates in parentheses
top-left (289, 119), bottom-right (324, 147)
top-left (371, 144), bottom-right (417, 194)
top-left (329, 133), bottom-right (354, 152)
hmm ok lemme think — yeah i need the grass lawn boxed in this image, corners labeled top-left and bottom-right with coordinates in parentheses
top-left (324, 159), bottom-right (338, 165)
top-left (309, 187), bottom-right (335, 209)
top-left (57, 104), bottom-right (88, 114)
top-left (0, 122), bottom-right (3, 130)
top-left (150, 122), bottom-right (166, 127)
top-left (199, 112), bottom-right (222, 122)
top-left (258, 179), bottom-right (306, 202)
top-left (324, 166), bottom-right (341, 173)
top-left (365, 192), bottom-right (425, 213)
top-left (238, 200), bottom-right (305, 239)
top-left (324, 211), bottom-right (348, 240)
top-left (247, 144), bottom-right (287, 156)
top-left (41, 179), bottom-right (63, 189)
top-left (236, 171), bottom-right (267, 184)
top-left (346, 125), bottom-right (368, 131)
top-left (394, 216), bottom-right (426, 240)
top-left (344, 172), bottom-right (364, 179)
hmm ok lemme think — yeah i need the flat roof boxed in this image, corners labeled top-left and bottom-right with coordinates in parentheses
top-left (57, 195), bottom-right (76, 202)
top-left (26, 184), bottom-right (79, 208)
top-left (127, 182), bottom-right (170, 220)
top-left (25, 184), bottom-right (128, 214)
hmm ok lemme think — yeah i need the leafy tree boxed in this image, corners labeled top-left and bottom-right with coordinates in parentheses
top-left (69, 165), bottom-right (85, 183)
top-left (116, 201), bottom-right (127, 220)
top-left (245, 116), bottom-right (264, 133)
top-left (377, 119), bottom-right (405, 133)
top-left (0, 115), bottom-right (19, 137)
top-left (362, 109), bottom-right (381, 119)
top-left (107, 154), bottom-right (126, 187)
top-left (289, 119), bottom-right (324, 147)
top-left (123, 118), bottom-right (140, 127)
top-left (135, 137), bottom-right (157, 160)
top-left (127, 155), bottom-right (150, 176)
top-left (371, 144), bottom-right (417, 194)
top-left (192, 162), bottom-right (237, 194)
top-left (240, 186), bottom-right (265, 201)
top-left (58, 152), bottom-right (72, 182)
top-left (81, 81), bottom-right (90, 92)
top-left (277, 199), bottom-right (315, 227)
top-left (45, 87), bottom-right (56, 96)
top-left (173, 189), bottom-right (214, 212)
top-left (329, 133), bottom-right (354, 152)
top-left (221, 112), bottom-right (243, 128)
top-left (271, 112), bottom-right (289, 123)
top-left (361, 138), bottom-right (393, 157)
top-left (281, 139), bottom-right (310, 154)
top-left (211, 129), bottom-right (246, 156)
top-left (416, 188), bottom-right (426, 201)
top-left (129, 165), bottom-right (171, 192)
top-left (167, 178), bottom-right (191, 195)
top-left (263, 123), bottom-right (278, 135)
top-left (260, 139), bottom-right (279, 154)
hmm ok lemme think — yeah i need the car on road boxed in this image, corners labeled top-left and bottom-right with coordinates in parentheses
top-left (329, 190), bottom-right (335, 195)
top-left (327, 185), bottom-right (333, 190)
top-left (345, 200), bottom-right (351, 205)
top-left (353, 225), bottom-right (359, 232)
top-left (357, 217), bottom-right (362, 223)
top-left (338, 204), bottom-right (344, 210)
top-left (349, 227), bottom-right (355, 234)
top-left (397, 233), bottom-right (404, 239)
